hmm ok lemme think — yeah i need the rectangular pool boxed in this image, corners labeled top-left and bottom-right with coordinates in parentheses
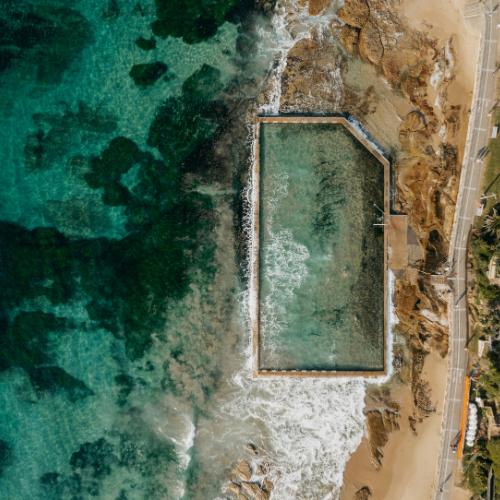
top-left (253, 117), bottom-right (387, 375)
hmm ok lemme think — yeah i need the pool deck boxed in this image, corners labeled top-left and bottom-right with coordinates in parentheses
top-left (251, 115), bottom-right (393, 379)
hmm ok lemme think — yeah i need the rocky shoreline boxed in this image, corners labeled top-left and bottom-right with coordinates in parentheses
top-left (254, 0), bottom-right (474, 495)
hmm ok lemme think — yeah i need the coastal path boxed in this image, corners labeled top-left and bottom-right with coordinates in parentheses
top-left (434, 1), bottom-right (499, 499)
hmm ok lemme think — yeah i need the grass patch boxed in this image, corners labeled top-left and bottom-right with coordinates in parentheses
top-left (469, 324), bottom-right (482, 357)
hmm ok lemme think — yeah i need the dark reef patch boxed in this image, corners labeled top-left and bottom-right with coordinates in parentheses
top-left (0, 311), bottom-right (94, 401)
top-left (24, 103), bottom-right (117, 172)
top-left (129, 62), bottom-right (168, 88)
top-left (0, 440), bottom-right (14, 477)
top-left (30, 366), bottom-right (94, 402)
top-left (135, 36), bottom-right (157, 51)
top-left (0, 2), bottom-right (93, 84)
top-left (151, 0), bottom-right (239, 44)
top-left (102, 0), bottom-right (120, 22)
top-left (0, 311), bottom-right (67, 372)
top-left (40, 431), bottom-right (179, 499)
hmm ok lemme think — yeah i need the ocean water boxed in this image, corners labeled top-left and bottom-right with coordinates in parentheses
top-left (259, 123), bottom-right (385, 371)
top-left (0, 1), bottom-right (387, 499)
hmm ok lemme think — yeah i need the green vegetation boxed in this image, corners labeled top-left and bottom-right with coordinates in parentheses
top-left (470, 324), bottom-right (482, 356)
top-left (151, 0), bottom-right (238, 44)
top-left (463, 346), bottom-right (500, 496)
top-left (470, 235), bottom-right (500, 302)
top-left (462, 440), bottom-right (492, 497)
top-left (135, 36), bottom-right (156, 50)
top-left (129, 62), bottom-right (167, 88)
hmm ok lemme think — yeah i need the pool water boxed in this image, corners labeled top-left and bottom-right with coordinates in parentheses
top-left (259, 123), bottom-right (385, 371)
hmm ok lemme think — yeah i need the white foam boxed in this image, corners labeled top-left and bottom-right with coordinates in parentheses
top-left (260, 166), bottom-right (310, 360)
top-left (256, 0), bottom-right (344, 114)
top-left (235, 4), bottom-right (399, 497)
top-left (222, 367), bottom-right (367, 500)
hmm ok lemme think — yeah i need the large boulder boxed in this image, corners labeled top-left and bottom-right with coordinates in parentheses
top-left (232, 460), bottom-right (252, 481)
top-left (241, 482), bottom-right (260, 497)
top-left (307, 0), bottom-right (332, 16)
top-left (227, 483), bottom-right (241, 496)
top-left (354, 487), bottom-right (372, 500)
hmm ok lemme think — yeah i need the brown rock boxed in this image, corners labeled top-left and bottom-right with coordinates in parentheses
top-left (307, 0), bottom-right (332, 16)
top-left (366, 410), bottom-right (389, 468)
top-left (409, 415), bottom-right (418, 436)
top-left (359, 19), bottom-right (383, 65)
top-left (414, 380), bottom-right (436, 418)
top-left (402, 111), bottom-right (426, 132)
top-left (263, 477), bottom-right (274, 491)
top-left (354, 486), bottom-right (372, 500)
top-left (337, 0), bottom-right (370, 29)
top-left (256, 488), bottom-right (270, 500)
top-left (339, 25), bottom-right (360, 58)
top-left (382, 410), bottom-right (400, 433)
top-left (232, 460), bottom-right (252, 481)
top-left (365, 409), bottom-right (401, 468)
top-left (237, 496), bottom-right (248, 500)
top-left (280, 29), bottom-right (343, 113)
top-left (227, 483), bottom-right (241, 496)
top-left (257, 466), bottom-right (265, 476)
top-left (247, 444), bottom-right (258, 455)
top-left (241, 482), bottom-right (261, 497)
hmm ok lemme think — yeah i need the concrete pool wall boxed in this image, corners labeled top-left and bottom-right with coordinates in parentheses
top-left (251, 116), bottom-right (392, 379)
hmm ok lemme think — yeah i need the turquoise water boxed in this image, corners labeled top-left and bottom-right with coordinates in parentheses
top-left (0, 1), bottom-right (275, 498)
top-left (259, 123), bottom-right (385, 371)
top-left (0, 1), bottom-right (386, 499)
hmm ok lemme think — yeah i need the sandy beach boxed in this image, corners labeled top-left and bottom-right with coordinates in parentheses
top-left (340, 353), bottom-right (448, 500)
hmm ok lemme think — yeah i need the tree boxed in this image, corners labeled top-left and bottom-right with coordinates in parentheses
top-left (483, 208), bottom-right (500, 239)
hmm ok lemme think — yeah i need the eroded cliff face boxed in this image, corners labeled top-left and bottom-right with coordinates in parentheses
top-left (262, 0), bottom-right (464, 469)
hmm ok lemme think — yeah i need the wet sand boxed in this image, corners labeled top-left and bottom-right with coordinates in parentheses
top-left (340, 352), bottom-right (447, 500)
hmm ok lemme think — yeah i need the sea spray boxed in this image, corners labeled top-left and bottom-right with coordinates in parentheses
top-left (256, 0), bottom-right (344, 115)
top-left (216, 366), bottom-right (367, 500)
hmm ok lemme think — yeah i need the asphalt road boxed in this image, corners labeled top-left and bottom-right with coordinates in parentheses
top-left (433, 2), bottom-right (499, 498)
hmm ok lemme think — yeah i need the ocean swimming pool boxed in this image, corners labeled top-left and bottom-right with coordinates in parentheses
top-left (254, 118), bottom-right (387, 374)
